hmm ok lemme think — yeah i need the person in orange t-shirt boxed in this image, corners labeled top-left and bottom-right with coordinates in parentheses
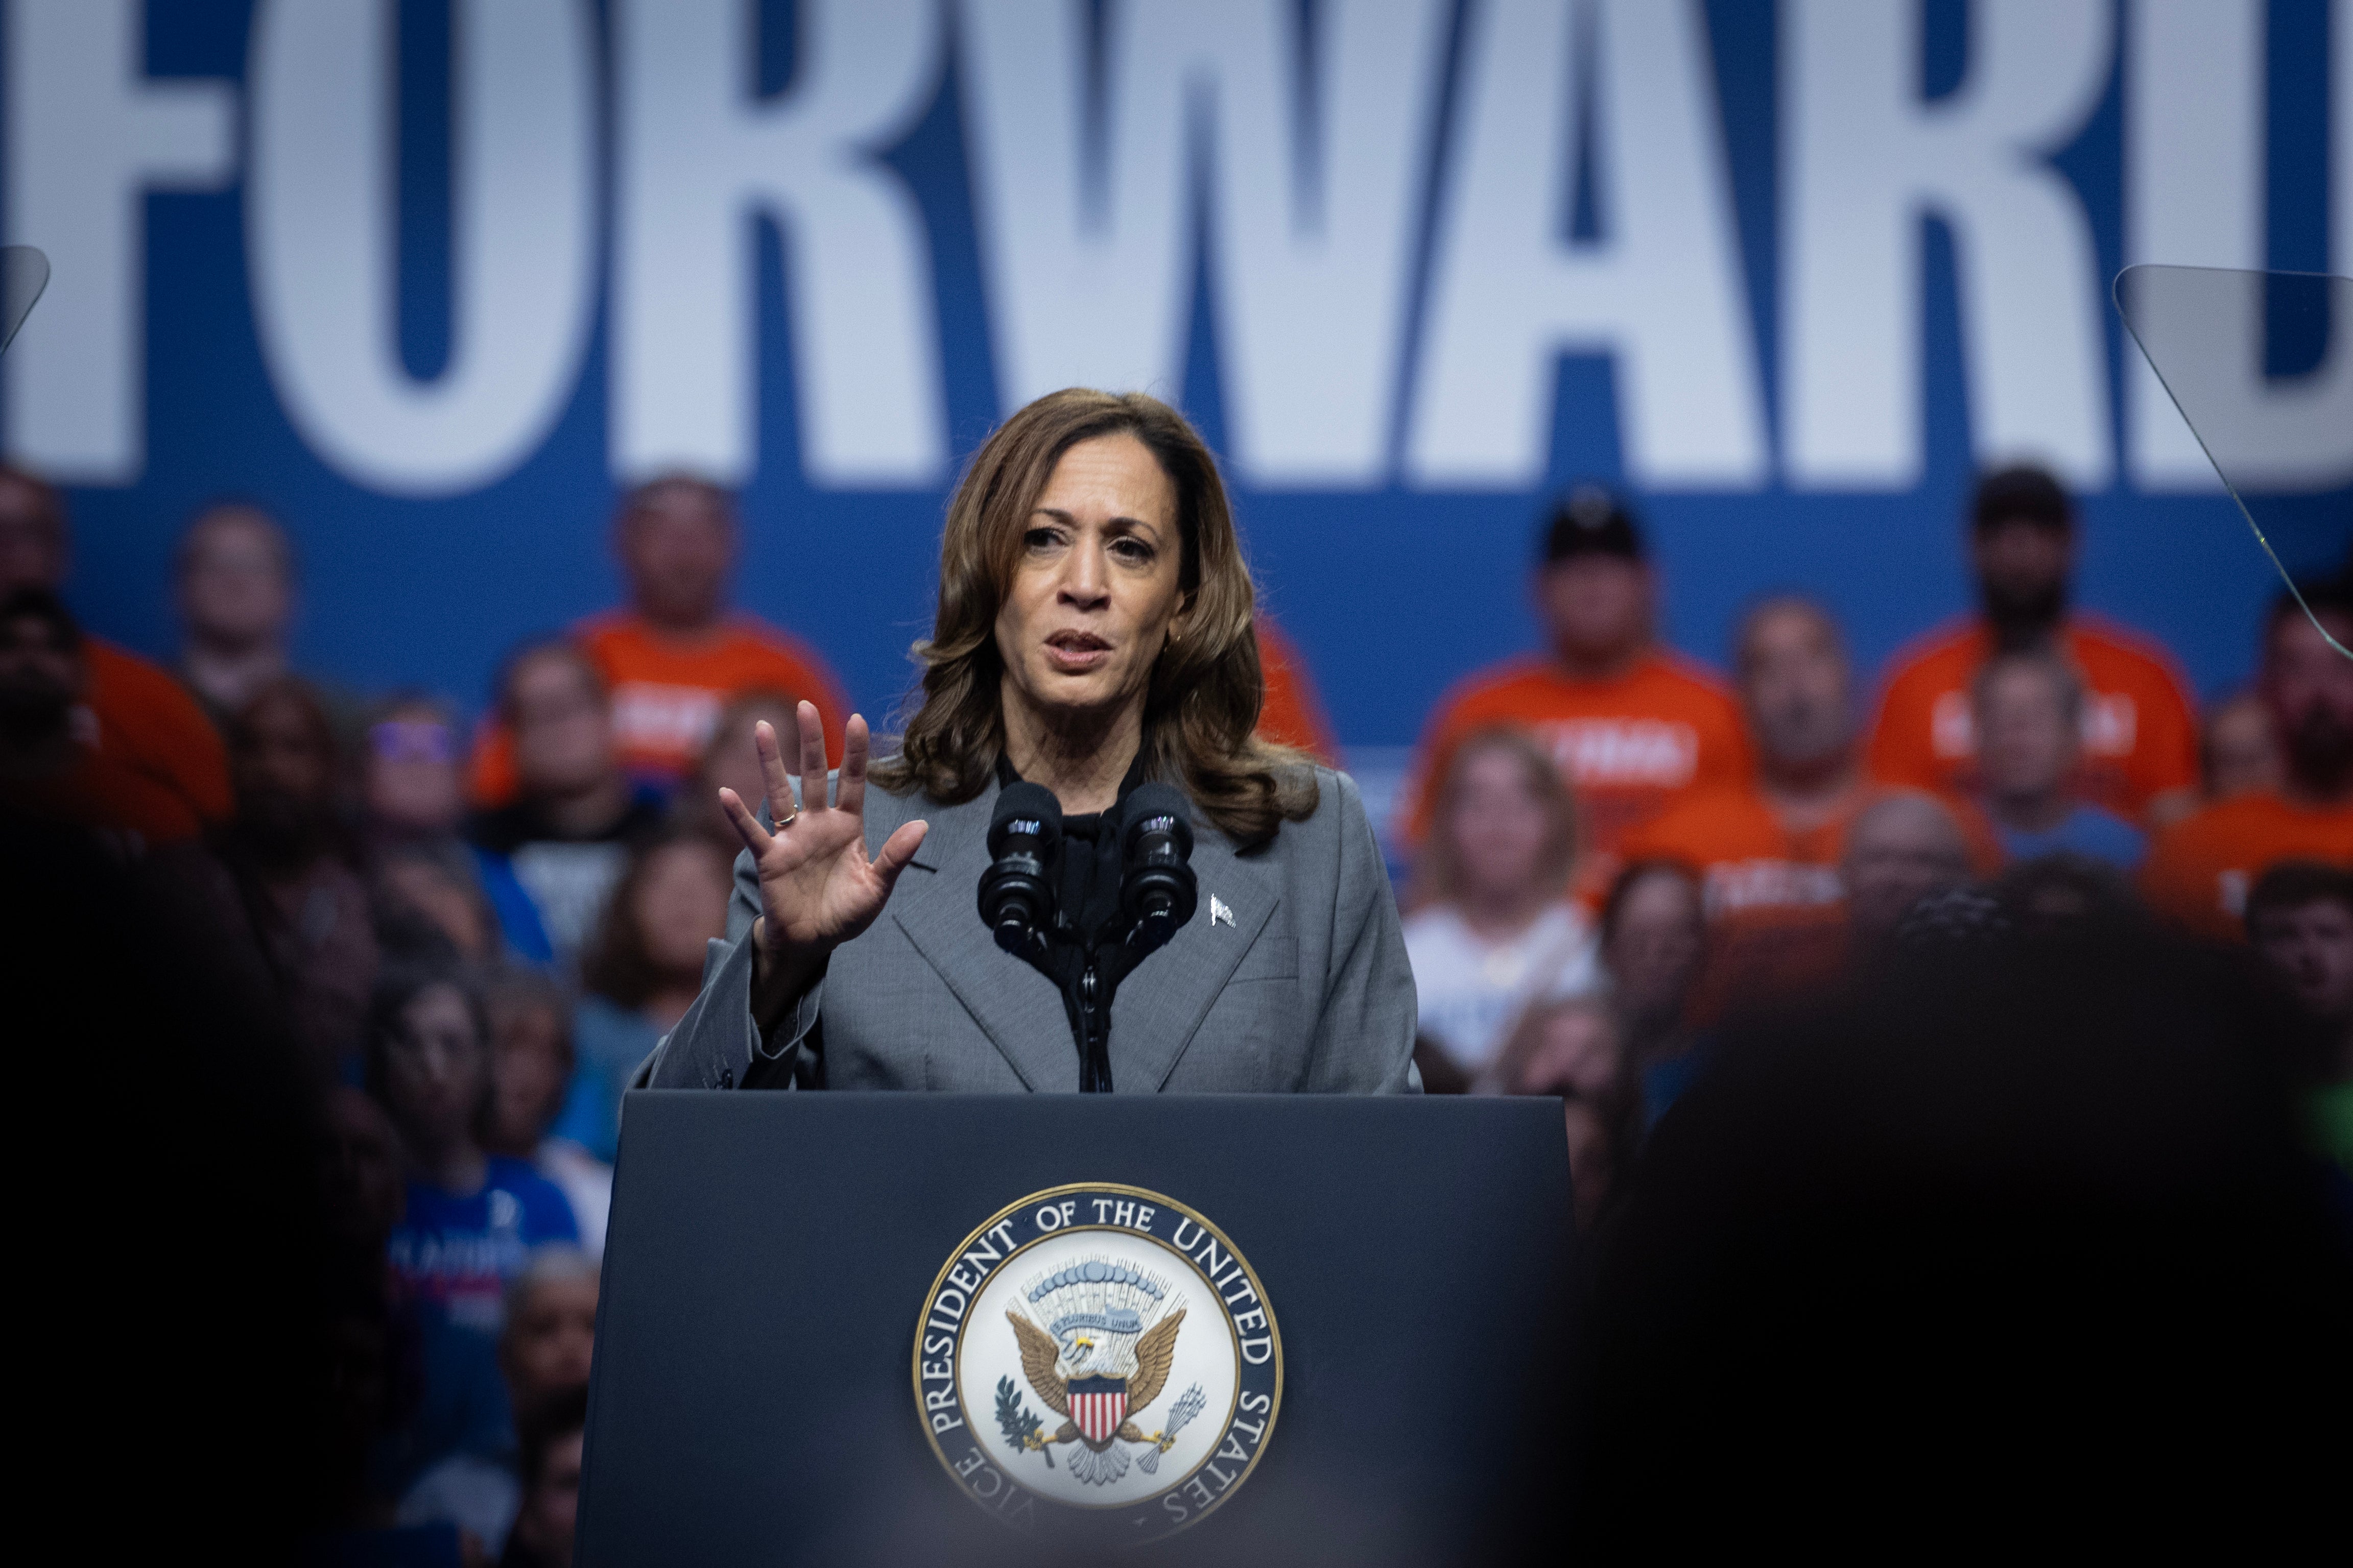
top-left (1253, 614), bottom-right (1338, 763)
top-left (1401, 487), bottom-right (1749, 888)
top-left (469, 475), bottom-right (850, 804)
top-left (0, 464), bottom-right (231, 828)
top-left (0, 588), bottom-right (205, 847)
top-left (1621, 596), bottom-right (1868, 922)
top-left (1867, 465), bottom-right (2198, 825)
top-left (2143, 587), bottom-right (2353, 940)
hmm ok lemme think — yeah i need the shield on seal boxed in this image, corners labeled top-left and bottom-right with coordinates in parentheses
top-left (1066, 1376), bottom-right (1128, 1445)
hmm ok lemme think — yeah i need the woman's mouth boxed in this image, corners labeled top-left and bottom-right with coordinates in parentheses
top-left (1043, 631), bottom-right (1112, 672)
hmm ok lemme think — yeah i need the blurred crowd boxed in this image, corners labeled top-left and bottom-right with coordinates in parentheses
top-left (1, 456), bottom-right (2347, 1556)
top-left (1396, 472), bottom-right (2351, 1234)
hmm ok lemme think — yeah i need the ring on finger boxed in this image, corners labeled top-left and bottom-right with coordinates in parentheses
top-left (773, 802), bottom-right (799, 829)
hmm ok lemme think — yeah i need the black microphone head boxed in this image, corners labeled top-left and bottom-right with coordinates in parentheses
top-left (1118, 782), bottom-right (1194, 861)
top-left (980, 783), bottom-right (1063, 949)
top-left (1119, 782), bottom-right (1197, 936)
top-left (988, 783), bottom-right (1064, 860)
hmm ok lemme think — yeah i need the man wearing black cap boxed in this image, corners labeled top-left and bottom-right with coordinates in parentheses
top-left (1866, 464), bottom-right (2199, 827)
top-left (1401, 486), bottom-right (1749, 891)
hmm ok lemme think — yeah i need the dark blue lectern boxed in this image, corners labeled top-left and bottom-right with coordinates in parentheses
top-left (578, 1094), bottom-right (1574, 1567)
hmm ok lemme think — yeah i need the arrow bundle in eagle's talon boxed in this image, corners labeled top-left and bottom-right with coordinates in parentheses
top-left (1136, 1384), bottom-right (1206, 1475)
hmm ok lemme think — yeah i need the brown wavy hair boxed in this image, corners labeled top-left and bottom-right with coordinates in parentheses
top-left (871, 389), bottom-right (1316, 845)
top-left (580, 827), bottom-right (735, 1009)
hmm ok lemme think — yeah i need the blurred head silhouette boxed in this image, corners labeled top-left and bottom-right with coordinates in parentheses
top-left (1841, 791), bottom-right (1972, 939)
top-left (617, 474), bottom-right (735, 632)
top-left (1968, 464), bottom-right (2075, 646)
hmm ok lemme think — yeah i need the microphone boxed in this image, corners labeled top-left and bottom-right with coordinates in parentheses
top-left (978, 783), bottom-right (1062, 957)
top-left (1118, 783), bottom-right (1198, 958)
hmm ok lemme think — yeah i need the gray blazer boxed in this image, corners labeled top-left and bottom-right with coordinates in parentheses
top-left (639, 765), bottom-right (1420, 1094)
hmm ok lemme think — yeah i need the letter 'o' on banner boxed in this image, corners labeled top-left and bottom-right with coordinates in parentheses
top-left (247, 0), bottom-right (597, 497)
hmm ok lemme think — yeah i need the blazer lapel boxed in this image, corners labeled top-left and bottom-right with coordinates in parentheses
top-left (885, 779), bottom-right (1076, 1091)
top-left (1109, 827), bottom-right (1282, 1091)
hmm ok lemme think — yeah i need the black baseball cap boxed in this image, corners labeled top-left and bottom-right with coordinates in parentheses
top-left (1541, 485), bottom-right (1646, 565)
top-left (1970, 465), bottom-right (2073, 534)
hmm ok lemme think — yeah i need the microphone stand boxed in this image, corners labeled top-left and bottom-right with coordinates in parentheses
top-left (980, 783), bottom-right (1197, 1094)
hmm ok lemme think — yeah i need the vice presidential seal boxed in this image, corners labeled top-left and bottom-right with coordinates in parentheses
top-left (913, 1183), bottom-right (1281, 1544)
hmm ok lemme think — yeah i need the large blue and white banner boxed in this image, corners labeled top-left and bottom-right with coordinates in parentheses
top-left (4, 0), bottom-right (2346, 741)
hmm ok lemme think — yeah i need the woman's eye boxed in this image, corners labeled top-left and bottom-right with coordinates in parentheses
top-left (1023, 526), bottom-right (1063, 553)
top-left (1111, 538), bottom-right (1155, 565)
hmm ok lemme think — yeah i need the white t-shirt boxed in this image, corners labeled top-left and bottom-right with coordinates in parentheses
top-left (1401, 902), bottom-right (1601, 1072)
top-left (537, 1138), bottom-right (613, 1257)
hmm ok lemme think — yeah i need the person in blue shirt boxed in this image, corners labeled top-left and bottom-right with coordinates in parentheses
top-left (1972, 648), bottom-right (2147, 872)
top-left (368, 962), bottom-right (579, 1338)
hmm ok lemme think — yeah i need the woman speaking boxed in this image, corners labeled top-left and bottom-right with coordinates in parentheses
top-left (641, 390), bottom-right (1418, 1094)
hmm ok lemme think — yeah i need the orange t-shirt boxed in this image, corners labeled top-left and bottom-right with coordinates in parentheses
top-left (1400, 650), bottom-right (1751, 866)
top-left (2138, 791), bottom-right (2353, 940)
top-left (468, 611), bottom-right (851, 805)
top-left (1617, 781), bottom-right (2005, 923)
top-left (77, 639), bottom-right (233, 827)
top-left (1867, 615), bottom-right (2199, 824)
top-left (1, 743), bottom-right (207, 848)
top-left (1254, 617), bottom-right (1338, 763)
top-left (1618, 785), bottom-right (1851, 921)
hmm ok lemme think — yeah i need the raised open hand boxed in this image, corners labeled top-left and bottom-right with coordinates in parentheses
top-left (717, 701), bottom-right (929, 973)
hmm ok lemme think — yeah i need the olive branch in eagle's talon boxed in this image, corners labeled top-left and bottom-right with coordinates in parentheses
top-left (994, 1375), bottom-right (1054, 1468)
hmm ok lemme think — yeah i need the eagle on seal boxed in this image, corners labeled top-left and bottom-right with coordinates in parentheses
top-left (1007, 1307), bottom-right (1186, 1483)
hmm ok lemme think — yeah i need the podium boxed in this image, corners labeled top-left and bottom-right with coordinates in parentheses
top-left (578, 1094), bottom-right (1575, 1566)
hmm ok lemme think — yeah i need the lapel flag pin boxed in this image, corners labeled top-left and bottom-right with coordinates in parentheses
top-left (1209, 896), bottom-right (1234, 928)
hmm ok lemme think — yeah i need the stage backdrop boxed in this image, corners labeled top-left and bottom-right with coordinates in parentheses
top-left (4, 0), bottom-right (2347, 773)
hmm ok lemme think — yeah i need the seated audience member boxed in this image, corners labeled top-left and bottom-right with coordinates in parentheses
top-left (2244, 861), bottom-right (2353, 1170)
top-left (1696, 791), bottom-right (1977, 1027)
top-left (1487, 997), bottom-right (1632, 1229)
top-left (467, 475), bottom-right (851, 803)
top-left (2198, 689), bottom-right (2282, 807)
top-left (1600, 860), bottom-right (1707, 1063)
top-left (1403, 727), bottom-right (1601, 1088)
top-left (1253, 613), bottom-right (1340, 762)
top-left (498, 1249), bottom-right (598, 1424)
top-left (484, 969), bottom-right (611, 1253)
top-left (220, 678), bottom-right (379, 1076)
top-left (1972, 648), bottom-right (2146, 870)
top-left (501, 1384), bottom-right (588, 1568)
top-left (679, 686), bottom-right (799, 844)
top-left (0, 588), bottom-right (206, 846)
top-left (1401, 487), bottom-right (1748, 887)
top-left (1596, 860), bottom-right (1709, 1120)
top-left (1843, 790), bottom-right (1978, 941)
top-left (1620, 596), bottom-right (1871, 923)
top-left (0, 466), bottom-right (231, 828)
top-left (1869, 464), bottom-right (2199, 825)
top-left (468, 641), bottom-right (667, 968)
top-left (174, 502), bottom-right (353, 733)
top-left (364, 694), bottom-right (509, 966)
top-left (370, 962), bottom-right (579, 1340)
top-left (564, 828), bottom-right (735, 1161)
top-left (399, 1248), bottom-right (598, 1560)
top-left (2143, 585), bottom-right (2353, 939)
top-left (365, 694), bottom-right (469, 848)
top-left (323, 1084), bottom-right (409, 1276)
top-left (374, 841), bottom-right (502, 964)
